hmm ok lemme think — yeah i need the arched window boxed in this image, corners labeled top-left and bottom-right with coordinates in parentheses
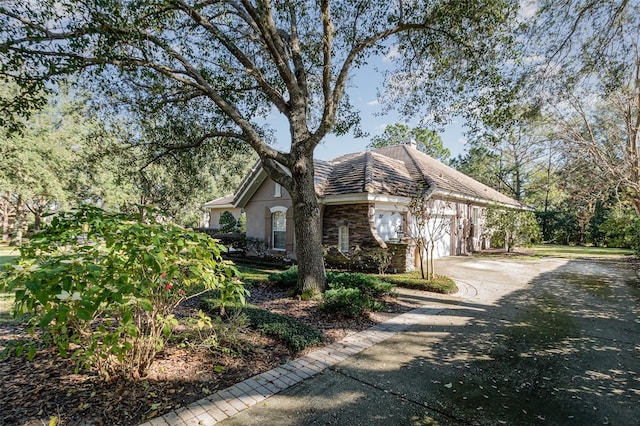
top-left (270, 207), bottom-right (287, 250)
top-left (338, 225), bottom-right (349, 253)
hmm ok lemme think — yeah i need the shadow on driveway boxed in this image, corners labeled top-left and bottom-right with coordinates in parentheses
top-left (220, 257), bottom-right (640, 425)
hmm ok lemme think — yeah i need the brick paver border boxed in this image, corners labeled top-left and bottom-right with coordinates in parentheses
top-left (140, 305), bottom-right (446, 426)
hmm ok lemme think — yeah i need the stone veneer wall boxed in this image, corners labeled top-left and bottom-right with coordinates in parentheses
top-left (322, 203), bottom-right (382, 250)
top-left (386, 241), bottom-right (414, 273)
top-left (322, 204), bottom-right (419, 273)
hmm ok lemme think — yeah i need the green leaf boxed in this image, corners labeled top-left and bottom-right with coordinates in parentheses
top-left (77, 307), bottom-right (94, 321)
top-left (138, 298), bottom-right (153, 312)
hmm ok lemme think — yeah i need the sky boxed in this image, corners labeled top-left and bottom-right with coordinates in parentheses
top-left (264, 0), bottom-right (541, 162)
top-left (267, 53), bottom-right (470, 162)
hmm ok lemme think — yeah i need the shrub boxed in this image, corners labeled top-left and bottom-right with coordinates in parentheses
top-left (0, 205), bottom-right (247, 380)
top-left (320, 287), bottom-right (368, 318)
top-left (219, 211), bottom-right (237, 233)
top-left (268, 265), bottom-right (298, 289)
top-left (326, 272), bottom-right (394, 298)
top-left (484, 207), bottom-right (541, 251)
top-left (235, 212), bottom-right (247, 233)
top-left (201, 301), bottom-right (323, 353)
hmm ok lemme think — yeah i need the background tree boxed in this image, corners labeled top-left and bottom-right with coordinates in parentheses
top-left (0, 86), bottom-right (252, 238)
top-left (0, 0), bottom-right (521, 292)
top-left (457, 103), bottom-right (547, 202)
top-left (450, 145), bottom-right (503, 190)
top-left (483, 206), bottom-right (541, 252)
top-left (0, 90), bottom-right (89, 241)
top-left (521, 1), bottom-right (640, 221)
top-left (368, 123), bottom-right (450, 161)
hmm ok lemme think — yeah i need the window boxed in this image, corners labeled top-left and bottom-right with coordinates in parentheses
top-left (272, 210), bottom-right (286, 250)
top-left (274, 182), bottom-right (282, 198)
top-left (338, 225), bottom-right (349, 253)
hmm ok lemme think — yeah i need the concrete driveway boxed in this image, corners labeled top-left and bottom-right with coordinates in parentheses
top-left (209, 256), bottom-right (640, 425)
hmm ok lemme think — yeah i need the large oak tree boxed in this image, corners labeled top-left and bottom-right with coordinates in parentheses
top-left (1, 0), bottom-right (519, 292)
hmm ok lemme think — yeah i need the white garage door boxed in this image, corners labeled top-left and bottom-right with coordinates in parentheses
top-left (428, 217), bottom-right (451, 258)
top-left (411, 216), bottom-right (451, 260)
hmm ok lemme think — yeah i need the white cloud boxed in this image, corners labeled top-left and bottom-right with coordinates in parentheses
top-left (383, 44), bottom-right (400, 62)
top-left (518, 0), bottom-right (538, 21)
top-left (367, 99), bottom-right (379, 106)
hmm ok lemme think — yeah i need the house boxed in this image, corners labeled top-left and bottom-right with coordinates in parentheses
top-left (203, 194), bottom-right (242, 230)
top-left (203, 141), bottom-right (525, 272)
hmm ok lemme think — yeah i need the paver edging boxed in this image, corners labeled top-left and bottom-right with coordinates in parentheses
top-left (142, 301), bottom-right (451, 426)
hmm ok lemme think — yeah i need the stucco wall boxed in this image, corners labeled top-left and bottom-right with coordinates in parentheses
top-left (243, 179), bottom-right (295, 257)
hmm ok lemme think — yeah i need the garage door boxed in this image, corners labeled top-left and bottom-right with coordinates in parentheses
top-left (427, 217), bottom-right (451, 259)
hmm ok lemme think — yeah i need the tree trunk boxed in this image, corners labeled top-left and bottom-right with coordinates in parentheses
top-left (289, 157), bottom-right (326, 295)
top-left (33, 209), bottom-right (42, 231)
top-left (417, 244), bottom-right (425, 279)
top-left (12, 195), bottom-right (24, 245)
top-left (429, 243), bottom-right (435, 280)
top-left (1, 196), bottom-right (10, 242)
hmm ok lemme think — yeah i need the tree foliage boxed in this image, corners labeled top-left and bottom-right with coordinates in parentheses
top-left (524, 1), bottom-right (640, 214)
top-left (0, 0), bottom-right (521, 292)
top-left (368, 124), bottom-right (450, 161)
top-left (0, 206), bottom-right (247, 380)
top-left (483, 206), bottom-right (540, 252)
top-left (0, 87), bottom-right (117, 242)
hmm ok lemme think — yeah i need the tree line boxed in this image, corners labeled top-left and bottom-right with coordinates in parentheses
top-left (0, 85), bottom-right (255, 244)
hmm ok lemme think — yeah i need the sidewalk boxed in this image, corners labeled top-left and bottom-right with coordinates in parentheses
top-left (140, 289), bottom-right (455, 426)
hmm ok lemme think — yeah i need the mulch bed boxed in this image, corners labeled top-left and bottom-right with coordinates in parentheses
top-left (0, 283), bottom-right (419, 426)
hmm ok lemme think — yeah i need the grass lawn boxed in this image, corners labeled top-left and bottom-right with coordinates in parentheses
top-left (529, 244), bottom-right (634, 258)
top-left (235, 264), bottom-right (281, 287)
top-left (0, 246), bottom-right (18, 325)
top-left (380, 271), bottom-right (458, 294)
top-left (0, 245), bottom-right (18, 266)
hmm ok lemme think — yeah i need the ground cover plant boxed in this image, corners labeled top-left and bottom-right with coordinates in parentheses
top-left (0, 206), bottom-right (247, 380)
top-left (0, 255), bottom-right (421, 424)
top-left (201, 296), bottom-right (324, 353)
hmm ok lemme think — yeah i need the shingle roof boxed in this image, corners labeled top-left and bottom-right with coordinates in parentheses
top-left (211, 143), bottom-right (523, 209)
top-left (313, 159), bottom-right (333, 197)
top-left (321, 151), bottom-right (416, 197)
top-left (203, 194), bottom-right (235, 208)
top-left (376, 144), bottom-right (523, 206)
top-left (317, 143), bottom-right (523, 207)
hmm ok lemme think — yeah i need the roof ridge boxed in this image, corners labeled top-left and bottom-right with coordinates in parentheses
top-left (363, 151), bottom-right (374, 193)
top-left (402, 145), bottom-right (433, 189)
